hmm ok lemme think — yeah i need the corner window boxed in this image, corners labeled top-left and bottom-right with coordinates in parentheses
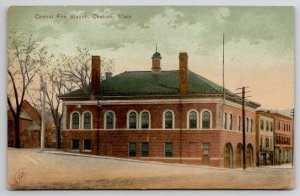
top-left (202, 111), bottom-right (211, 129)
top-left (129, 142), bottom-right (136, 157)
top-left (105, 111), bottom-right (114, 129)
top-left (83, 112), bottom-right (92, 129)
top-left (129, 111), bottom-right (137, 129)
top-left (164, 111), bottom-right (173, 129)
top-left (72, 139), bottom-right (79, 150)
top-left (71, 112), bottom-right (80, 129)
top-left (165, 142), bottom-right (173, 157)
top-left (189, 111), bottom-right (197, 129)
top-left (141, 112), bottom-right (150, 129)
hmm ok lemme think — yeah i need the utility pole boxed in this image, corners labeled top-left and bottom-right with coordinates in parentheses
top-left (290, 109), bottom-right (294, 167)
top-left (237, 86), bottom-right (251, 170)
top-left (40, 80), bottom-right (46, 151)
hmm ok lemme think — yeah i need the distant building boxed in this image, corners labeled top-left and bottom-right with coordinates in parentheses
top-left (7, 100), bottom-right (56, 148)
top-left (272, 112), bottom-right (293, 164)
top-left (255, 110), bottom-right (275, 166)
top-left (59, 51), bottom-right (261, 168)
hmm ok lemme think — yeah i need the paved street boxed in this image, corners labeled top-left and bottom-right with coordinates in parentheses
top-left (7, 148), bottom-right (295, 190)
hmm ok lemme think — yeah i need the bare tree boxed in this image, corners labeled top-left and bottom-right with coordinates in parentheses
top-left (63, 47), bottom-right (116, 92)
top-left (63, 47), bottom-right (91, 92)
top-left (44, 54), bottom-right (73, 149)
top-left (7, 31), bottom-right (46, 148)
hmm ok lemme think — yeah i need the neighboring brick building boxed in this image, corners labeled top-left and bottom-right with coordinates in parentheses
top-left (255, 110), bottom-right (275, 166)
top-left (272, 112), bottom-right (293, 164)
top-left (59, 51), bottom-right (261, 168)
top-left (7, 100), bottom-right (56, 148)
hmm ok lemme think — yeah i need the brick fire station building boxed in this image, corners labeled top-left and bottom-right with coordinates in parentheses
top-left (59, 51), bottom-right (261, 168)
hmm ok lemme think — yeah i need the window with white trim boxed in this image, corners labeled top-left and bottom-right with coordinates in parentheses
top-left (224, 113), bottom-right (227, 129)
top-left (260, 120), bottom-right (264, 130)
top-left (71, 112), bottom-right (80, 129)
top-left (105, 111), bottom-right (114, 129)
top-left (83, 112), bottom-right (92, 129)
top-left (128, 111), bottom-right (137, 129)
top-left (164, 111), bottom-right (173, 129)
top-left (229, 114), bottom-right (233, 130)
top-left (202, 111), bottom-right (211, 129)
top-left (189, 111), bottom-right (197, 129)
top-left (141, 111), bottom-right (150, 129)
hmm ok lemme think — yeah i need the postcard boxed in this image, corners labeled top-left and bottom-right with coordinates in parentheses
top-left (7, 6), bottom-right (295, 189)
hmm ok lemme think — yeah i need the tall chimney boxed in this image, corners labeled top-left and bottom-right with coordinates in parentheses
top-left (91, 56), bottom-right (101, 96)
top-left (179, 52), bottom-right (188, 94)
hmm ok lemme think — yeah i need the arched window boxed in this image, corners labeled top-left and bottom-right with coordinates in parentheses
top-left (128, 111), bottom-right (137, 129)
top-left (250, 119), bottom-right (253, 133)
top-left (189, 111), bottom-right (197, 129)
top-left (71, 112), bottom-right (80, 129)
top-left (141, 111), bottom-right (150, 129)
top-left (229, 114), bottom-right (233, 130)
top-left (224, 113), bottom-right (227, 129)
top-left (164, 111), bottom-right (173, 129)
top-left (83, 112), bottom-right (92, 129)
top-left (246, 118), bottom-right (249, 132)
top-left (202, 111), bottom-right (211, 129)
top-left (105, 111), bottom-right (115, 129)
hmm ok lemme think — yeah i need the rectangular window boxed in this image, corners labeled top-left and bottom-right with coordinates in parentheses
top-left (128, 142), bottom-right (136, 157)
top-left (141, 142), bottom-right (149, 157)
top-left (259, 137), bottom-right (263, 149)
top-left (270, 122), bottom-right (273, 132)
top-left (278, 122), bottom-right (280, 130)
top-left (202, 142), bottom-right (210, 165)
top-left (165, 142), bottom-right (173, 157)
top-left (224, 113), bottom-right (227, 129)
top-left (266, 138), bottom-right (269, 148)
top-left (72, 139), bottom-right (79, 150)
top-left (260, 120), bottom-right (264, 130)
top-left (84, 139), bottom-right (91, 150)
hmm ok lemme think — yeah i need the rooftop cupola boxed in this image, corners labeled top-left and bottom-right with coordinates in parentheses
top-left (151, 46), bottom-right (162, 74)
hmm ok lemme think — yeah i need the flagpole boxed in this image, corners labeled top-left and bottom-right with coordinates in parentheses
top-left (223, 33), bottom-right (225, 101)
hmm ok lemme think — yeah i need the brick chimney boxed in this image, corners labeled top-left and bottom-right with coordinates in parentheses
top-left (179, 52), bottom-right (188, 94)
top-left (91, 56), bottom-right (101, 95)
